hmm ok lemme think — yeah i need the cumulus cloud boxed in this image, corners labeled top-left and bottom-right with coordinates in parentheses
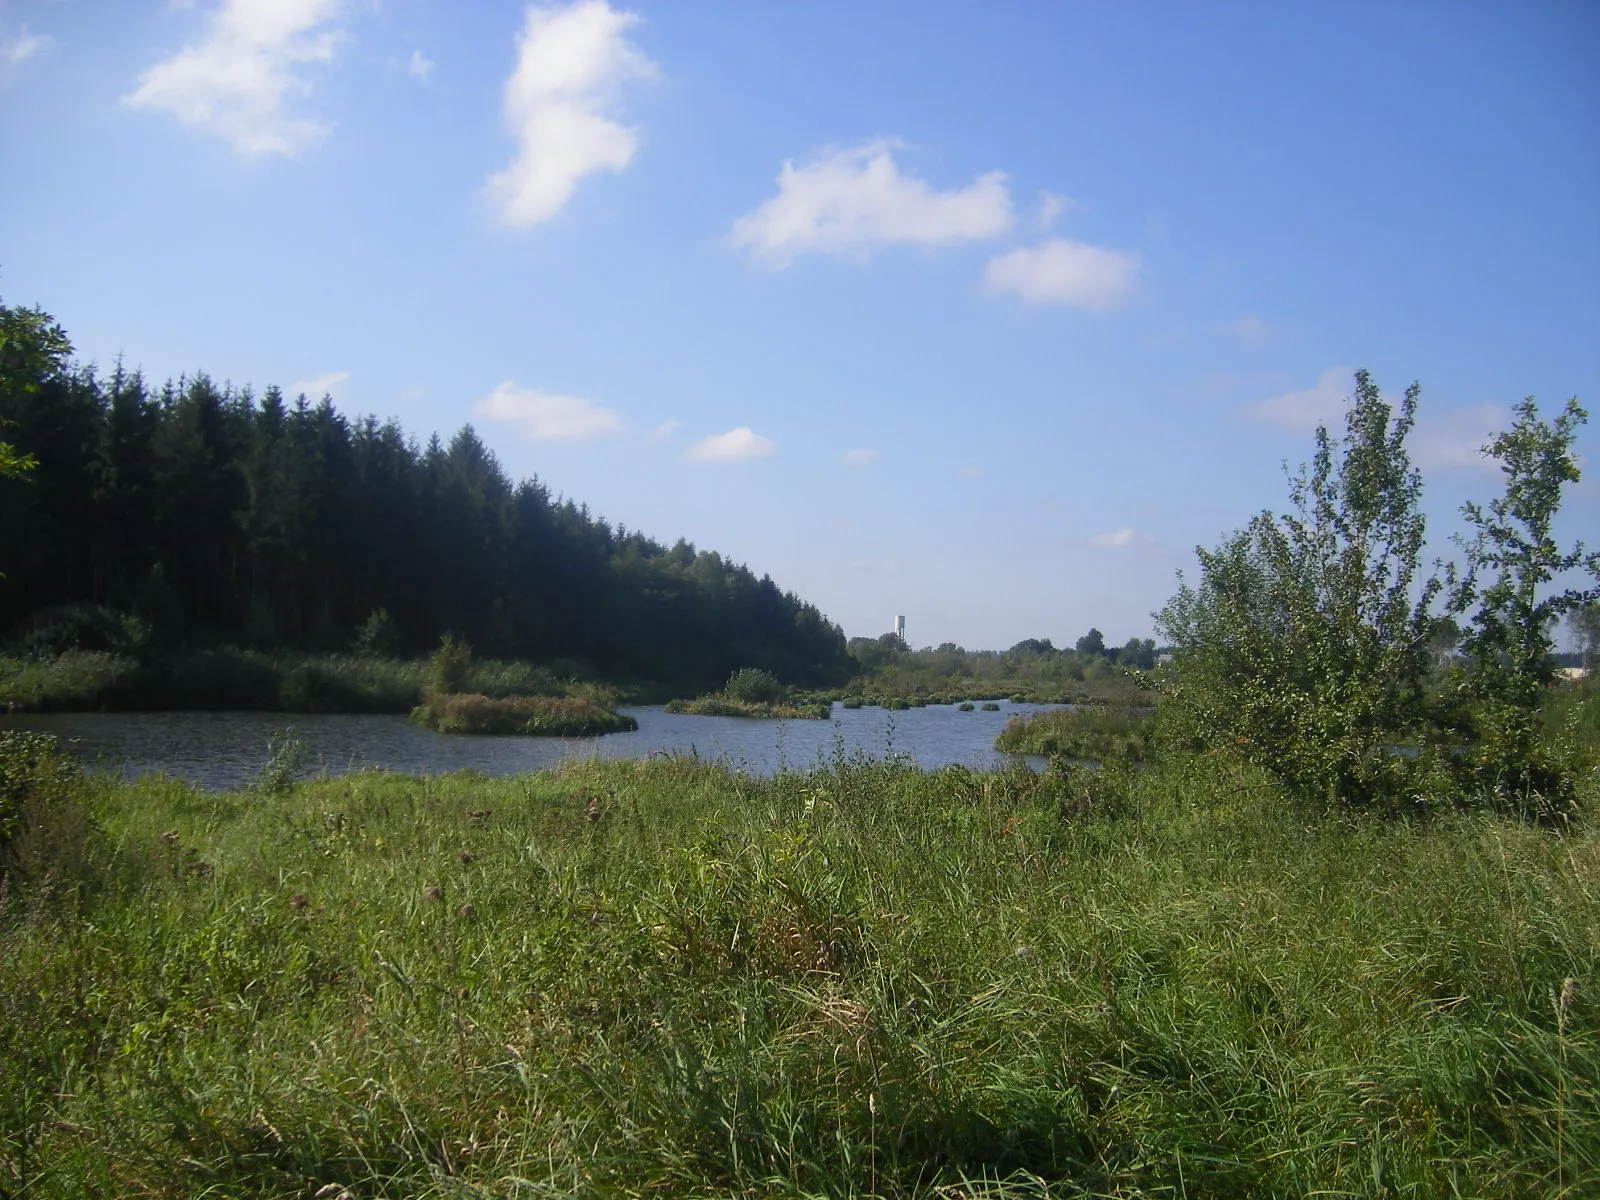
top-left (485, 0), bottom-right (655, 228)
top-left (683, 427), bottom-right (777, 462)
top-left (1, 25), bottom-right (52, 66)
top-left (407, 49), bottom-right (433, 80)
top-left (290, 370), bottom-right (349, 399)
top-left (1090, 528), bottom-right (1143, 549)
top-left (1238, 367), bottom-right (1356, 433)
top-left (841, 448), bottom-right (877, 466)
top-left (982, 238), bottom-right (1138, 308)
top-left (729, 140), bottom-right (1013, 266)
top-left (122, 0), bottom-right (346, 156)
top-left (474, 381), bottom-right (625, 440)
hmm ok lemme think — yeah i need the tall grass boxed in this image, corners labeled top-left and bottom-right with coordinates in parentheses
top-left (0, 743), bottom-right (1594, 1196)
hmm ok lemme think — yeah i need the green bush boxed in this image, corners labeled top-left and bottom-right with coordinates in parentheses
top-left (351, 607), bottom-right (401, 657)
top-left (1156, 372), bottom-right (1452, 811)
top-left (427, 634), bottom-right (473, 696)
top-left (723, 667), bottom-right (784, 704)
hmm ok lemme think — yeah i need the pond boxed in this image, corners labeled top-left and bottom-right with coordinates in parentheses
top-left (0, 701), bottom-right (1058, 792)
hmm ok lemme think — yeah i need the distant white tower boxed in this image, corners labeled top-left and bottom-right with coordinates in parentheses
top-left (894, 614), bottom-right (906, 643)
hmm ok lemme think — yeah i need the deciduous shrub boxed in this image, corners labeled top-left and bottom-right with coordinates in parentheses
top-left (427, 633), bottom-right (472, 696)
top-left (724, 667), bottom-right (784, 704)
top-left (1156, 371), bottom-right (1451, 810)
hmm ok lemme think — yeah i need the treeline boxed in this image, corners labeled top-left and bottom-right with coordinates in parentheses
top-left (842, 632), bottom-right (1158, 702)
top-left (0, 300), bottom-right (853, 691)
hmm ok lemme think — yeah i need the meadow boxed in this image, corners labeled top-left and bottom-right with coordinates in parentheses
top-left (1, 733), bottom-right (1594, 1198)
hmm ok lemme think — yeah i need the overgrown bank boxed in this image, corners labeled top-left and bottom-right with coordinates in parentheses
top-left (1, 736), bottom-right (1595, 1197)
top-left (0, 645), bottom-right (668, 715)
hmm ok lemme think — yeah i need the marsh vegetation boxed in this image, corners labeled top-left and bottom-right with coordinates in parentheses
top-left (1, 731), bottom-right (1594, 1197)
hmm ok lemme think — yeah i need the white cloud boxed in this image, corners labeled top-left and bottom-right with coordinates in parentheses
top-left (1090, 528), bottom-right (1141, 548)
top-left (290, 369), bottom-right (349, 399)
top-left (982, 238), bottom-right (1138, 308)
top-left (841, 448), bottom-right (877, 466)
top-left (651, 418), bottom-right (681, 441)
top-left (683, 427), bottom-right (777, 462)
top-left (1216, 314), bottom-right (1269, 342)
top-left (474, 381), bottom-right (625, 440)
top-left (122, 0), bottom-right (346, 156)
top-left (407, 49), bottom-right (433, 80)
top-left (1, 26), bottom-right (52, 66)
top-left (1238, 367), bottom-right (1356, 433)
top-left (1412, 404), bottom-right (1509, 473)
top-left (486, 0), bottom-right (655, 228)
top-left (729, 140), bottom-right (1013, 266)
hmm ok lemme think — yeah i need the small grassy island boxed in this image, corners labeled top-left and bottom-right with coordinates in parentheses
top-left (407, 636), bottom-right (637, 737)
top-left (409, 692), bottom-right (637, 737)
top-left (666, 667), bottom-right (832, 720)
top-left (996, 704), bottom-right (1154, 761)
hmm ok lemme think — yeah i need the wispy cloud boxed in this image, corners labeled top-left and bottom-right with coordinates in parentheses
top-left (730, 140), bottom-right (1013, 267)
top-left (957, 465), bottom-right (984, 479)
top-left (982, 238), bottom-right (1138, 308)
top-left (486, 0), bottom-right (655, 228)
top-left (1034, 190), bottom-right (1071, 230)
top-left (407, 49), bottom-right (433, 80)
top-left (1215, 314), bottom-right (1269, 343)
top-left (651, 419), bottom-right (681, 441)
top-left (123, 0), bottom-right (347, 156)
top-left (474, 381), bottom-right (625, 440)
top-left (845, 554), bottom-right (900, 574)
top-left (841, 448), bottom-right (877, 466)
top-left (683, 427), bottom-right (776, 462)
top-left (1412, 404), bottom-right (1509, 473)
top-left (290, 370), bottom-right (349, 399)
top-left (1090, 528), bottom-right (1148, 549)
top-left (1238, 366), bottom-right (1355, 433)
top-left (1, 25), bottom-right (52, 67)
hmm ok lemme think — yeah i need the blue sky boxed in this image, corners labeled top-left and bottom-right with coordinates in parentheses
top-left (3, 0), bottom-right (1597, 650)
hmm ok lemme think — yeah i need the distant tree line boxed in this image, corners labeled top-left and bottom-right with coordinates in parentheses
top-left (844, 630), bottom-right (1160, 693)
top-left (0, 299), bottom-right (853, 690)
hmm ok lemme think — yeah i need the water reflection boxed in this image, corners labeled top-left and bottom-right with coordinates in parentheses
top-left (0, 702), bottom-right (1058, 792)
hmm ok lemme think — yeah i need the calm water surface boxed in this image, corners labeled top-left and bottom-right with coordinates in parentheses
top-left (0, 702), bottom-right (1057, 792)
